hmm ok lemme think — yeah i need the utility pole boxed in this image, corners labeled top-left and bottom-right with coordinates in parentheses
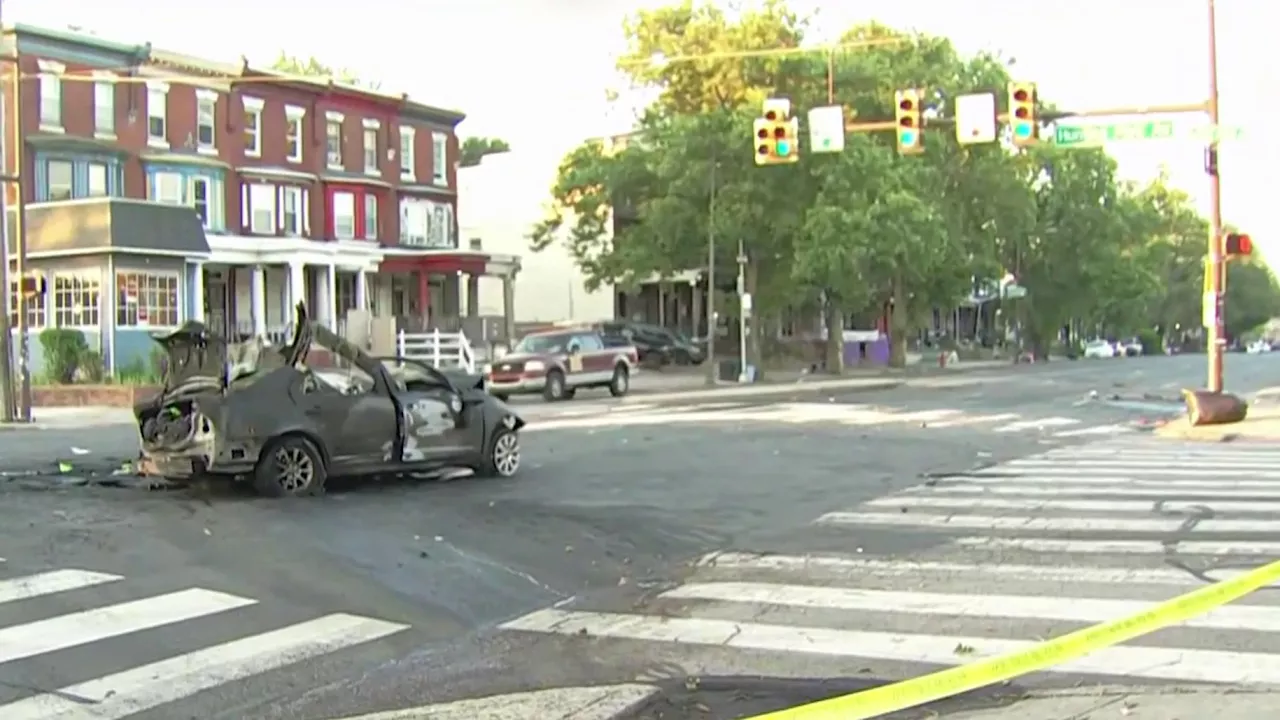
top-left (0, 0), bottom-right (15, 422)
top-left (1205, 0), bottom-right (1226, 393)
top-left (704, 158), bottom-right (717, 386)
top-left (736, 239), bottom-right (748, 382)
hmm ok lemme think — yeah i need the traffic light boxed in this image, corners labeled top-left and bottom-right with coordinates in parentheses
top-left (753, 99), bottom-right (800, 166)
top-left (1225, 232), bottom-right (1254, 258)
top-left (1008, 81), bottom-right (1038, 146)
top-left (894, 89), bottom-right (923, 155)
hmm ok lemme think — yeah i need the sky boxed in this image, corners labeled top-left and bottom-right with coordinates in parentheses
top-left (8, 0), bottom-right (1274, 258)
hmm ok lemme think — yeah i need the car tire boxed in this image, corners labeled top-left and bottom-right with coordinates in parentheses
top-left (478, 428), bottom-right (521, 478)
top-left (252, 434), bottom-right (327, 498)
top-left (609, 364), bottom-right (630, 397)
top-left (543, 370), bottom-right (567, 402)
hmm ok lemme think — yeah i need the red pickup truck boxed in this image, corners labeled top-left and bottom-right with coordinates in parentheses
top-left (485, 328), bottom-right (638, 402)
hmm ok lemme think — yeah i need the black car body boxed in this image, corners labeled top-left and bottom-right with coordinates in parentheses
top-left (134, 303), bottom-right (525, 497)
top-left (598, 321), bottom-right (704, 366)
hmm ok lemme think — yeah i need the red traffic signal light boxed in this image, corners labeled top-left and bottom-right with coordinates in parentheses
top-left (1225, 233), bottom-right (1253, 256)
top-left (764, 110), bottom-right (778, 121)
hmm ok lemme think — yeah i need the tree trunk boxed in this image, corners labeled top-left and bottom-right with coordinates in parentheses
top-left (823, 293), bottom-right (844, 375)
top-left (889, 275), bottom-right (908, 368)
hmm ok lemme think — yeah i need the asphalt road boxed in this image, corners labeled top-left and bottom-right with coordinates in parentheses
top-left (0, 352), bottom-right (1273, 720)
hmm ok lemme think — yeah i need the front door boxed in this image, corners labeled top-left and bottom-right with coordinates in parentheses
top-left (571, 332), bottom-right (615, 384)
top-left (394, 388), bottom-right (468, 462)
top-left (299, 376), bottom-right (399, 469)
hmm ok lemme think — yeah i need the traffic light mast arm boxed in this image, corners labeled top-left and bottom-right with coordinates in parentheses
top-left (845, 102), bottom-right (1212, 134)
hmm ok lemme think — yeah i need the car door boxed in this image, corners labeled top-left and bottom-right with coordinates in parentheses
top-left (572, 333), bottom-right (614, 383)
top-left (390, 368), bottom-right (470, 462)
top-left (298, 372), bottom-right (399, 470)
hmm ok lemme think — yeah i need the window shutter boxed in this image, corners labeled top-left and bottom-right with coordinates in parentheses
top-left (302, 189), bottom-right (310, 235)
top-left (240, 184), bottom-right (249, 228)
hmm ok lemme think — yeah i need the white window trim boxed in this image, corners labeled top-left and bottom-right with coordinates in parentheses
top-left (146, 81), bottom-right (170, 149)
top-left (242, 96), bottom-right (264, 158)
top-left (363, 194), bottom-right (378, 240)
top-left (51, 273), bottom-right (102, 330)
top-left (195, 88), bottom-right (219, 155)
top-left (92, 71), bottom-right (115, 140)
top-left (280, 186), bottom-right (305, 237)
top-left (362, 118), bottom-right (381, 130)
top-left (326, 114), bottom-right (344, 170)
top-left (248, 183), bottom-right (277, 235)
top-left (149, 171), bottom-right (184, 205)
top-left (399, 126), bottom-right (416, 181)
top-left (86, 162), bottom-right (109, 198)
top-left (363, 128), bottom-right (380, 176)
top-left (37, 60), bottom-right (66, 134)
top-left (116, 271), bottom-right (181, 329)
top-left (432, 131), bottom-right (448, 187)
top-left (332, 191), bottom-right (356, 240)
top-left (284, 105), bottom-right (306, 163)
top-left (46, 159), bottom-right (74, 201)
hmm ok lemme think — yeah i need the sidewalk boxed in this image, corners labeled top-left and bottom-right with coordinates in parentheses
top-left (940, 685), bottom-right (1280, 719)
top-left (1155, 402), bottom-right (1280, 441)
top-left (0, 406), bottom-right (135, 431)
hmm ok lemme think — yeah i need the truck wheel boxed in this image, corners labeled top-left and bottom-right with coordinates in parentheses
top-left (609, 365), bottom-right (630, 397)
top-left (253, 434), bottom-right (327, 497)
top-left (543, 370), bottom-right (567, 401)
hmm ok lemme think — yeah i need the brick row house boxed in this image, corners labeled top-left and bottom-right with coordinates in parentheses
top-left (2, 24), bottom-right (518, 375)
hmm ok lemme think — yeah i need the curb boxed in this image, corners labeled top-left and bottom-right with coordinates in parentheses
top-left (327, 684), bottom-right (661, 720)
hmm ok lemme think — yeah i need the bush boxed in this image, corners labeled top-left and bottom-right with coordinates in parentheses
top-left (38, 328), bottom-right (88, 384)
top-left (1136, 328), bottom-right (1161, 355)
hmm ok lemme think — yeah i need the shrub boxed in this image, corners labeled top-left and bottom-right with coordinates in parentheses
top-left (38, 328), bottom-right (88, 384)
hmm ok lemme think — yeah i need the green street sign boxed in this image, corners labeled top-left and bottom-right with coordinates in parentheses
top-left (1054, 121), bottom-right (1244, 147)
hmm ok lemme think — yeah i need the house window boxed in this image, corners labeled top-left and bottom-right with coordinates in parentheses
top-left (326, 112), bottom-right (344, 168)
top-left (332, 191), bottom-right (355, 239)
top-left (282, 186), bottom-right (304, 236)
top-left (196, 90), bottom-right (217, 152)
top-left (431, 202), bottom-right (455, 247)
top-left (363, 128), bottom-right (378, 174)
top-left (400, 199), bottom-right (427, 246)
top-left (52, 275), bottom-right (100, 328)
top-left (116, 272), bottom-right (179, 328)
top-left (8, 279), bottom-right (46, 329)
top-left (248, 184), bottom-right (276, 234)
top-left (147, 82), bottom-right (169, 146)
top-left (190, 177), bottom-right (210, 226)
top-left (37, 60), bottom-right (63, 130)
top-left (363, 194), bottom-right (378, 239)
top-left (243, 97), bottom-right (264, 157)
top-left (87, 163), bottom-right (108, 197)
top-left (46, 160), bottom-right (73, 201)
top-left (432, 132), bottom-right (447, 186)
top-left (285, 106), bottom-right (305, 163)
top-left (148, 172), bottom-right (184, 205)
top-left (93, 77), bottom-right (114, 137)
top-left (399, 127), bottom-right (415, 178)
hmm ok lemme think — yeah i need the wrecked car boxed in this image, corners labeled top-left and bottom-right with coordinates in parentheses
top-left (134, 303), bottom-right (526, 497)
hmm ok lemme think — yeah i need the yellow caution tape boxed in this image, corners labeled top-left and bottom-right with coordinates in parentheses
top-left (747, 558), bottom-right (1280, 720)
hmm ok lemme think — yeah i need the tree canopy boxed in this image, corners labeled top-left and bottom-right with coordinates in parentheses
top-left (460, 137), bottom-right (512, 167)
top-left (269, 52), bottom-right (381, 89)
top-left (531, 0), bottom-right (1280, 368)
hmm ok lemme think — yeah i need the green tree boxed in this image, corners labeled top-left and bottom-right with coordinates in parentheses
top-left (460, 137), bottom-right (512, 167)
top-left (1225, 259), bottom-right (1280, 339)
top-left (269, 52), bottom-right (381, 90)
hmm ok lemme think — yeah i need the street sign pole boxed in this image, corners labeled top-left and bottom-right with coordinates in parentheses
top-left (1205, 0), bottom-right (1226, 393)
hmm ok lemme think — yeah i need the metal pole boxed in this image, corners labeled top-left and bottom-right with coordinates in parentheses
top-left (736, 239), bottom-right (747, 383)
top-left (1206, 0), bottom-right (1225, 393)
top-left (0, 10), bottom-right (13, 422)
top-left (11, 45), bottom-right (28, 419)
top-left (704, 159), bottom-right (717, 386)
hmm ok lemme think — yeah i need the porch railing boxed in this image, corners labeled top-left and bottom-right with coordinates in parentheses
top-left (397, 329), bottom-right (476, 374)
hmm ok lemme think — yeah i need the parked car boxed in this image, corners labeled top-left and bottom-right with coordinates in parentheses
top-left (485, 328), bottom-right (638, 401)
top-left (134, 303), bottom-right (526, 497)
top-left (597, 321), bottom-right (705, 366)
top-left (1247, 339), bottom-right (1273, 354)
top-left (1120, 339), bottom-right (1143, 356)
top-left (1083, 340), bottom-right (1117, 359)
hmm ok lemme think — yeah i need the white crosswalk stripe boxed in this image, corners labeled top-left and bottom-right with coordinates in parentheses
top-left (527, 399), bottom-right (1132, 437)
top-left (498, 437), bottom-right (1280, 686)
top-left (0, 567), bottom-right (409, 719)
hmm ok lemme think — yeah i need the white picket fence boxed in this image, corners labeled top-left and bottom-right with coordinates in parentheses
top-left (397, 329), bottom-right (476, 374)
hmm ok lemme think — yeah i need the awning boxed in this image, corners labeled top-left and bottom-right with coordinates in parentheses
top-left (8, 198), bottom-right (211, 258)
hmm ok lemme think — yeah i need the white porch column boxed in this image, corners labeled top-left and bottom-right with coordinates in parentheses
top-left (316, 264), bottom-right (337, 328)
top-left (355, 270), bottom-right (368, 311)
top-left (190, 262), bottom-right (205, 322)
top-left (287, 261), bottom-right (307, 316)
top-left (250, 264), bottom-right (267, 337)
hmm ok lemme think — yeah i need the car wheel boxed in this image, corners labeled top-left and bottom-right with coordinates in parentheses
top-left (479, 429), bottom-right (521, 478)
top-left (609, 364), bottom-right (630, 397)
top-left (253, 435), bottom-right (327, 497)
top-left (543, 370), bottom-right (567, 402)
